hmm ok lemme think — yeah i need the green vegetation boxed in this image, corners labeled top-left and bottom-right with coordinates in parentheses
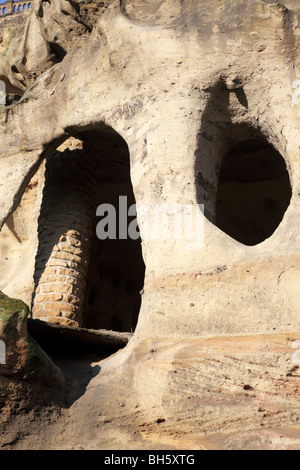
top-left (0, 290), bottom-right (29, 322)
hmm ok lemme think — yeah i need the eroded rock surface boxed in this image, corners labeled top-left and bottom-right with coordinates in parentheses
top-left (0, 291), bottom-right (65, 427)
top-left (0, 0), bottom-right (112, 93)
top-left (0, 0), bottom-right (299, 450)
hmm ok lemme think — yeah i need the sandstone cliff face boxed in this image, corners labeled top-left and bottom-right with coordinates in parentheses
top-left (0, 0), bottom-right (299, 450)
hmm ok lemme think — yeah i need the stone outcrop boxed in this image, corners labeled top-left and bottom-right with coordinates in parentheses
top-left (0, 0), bottom-right (111, 93)
top-left (0, 291), bottom-right (65, 420)
top-left (0, 0), bottom-right (298, 338)
top-left (0, 0), bottom-right (299, 450)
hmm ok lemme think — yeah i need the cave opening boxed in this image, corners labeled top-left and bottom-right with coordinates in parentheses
top-left (215, 138), bottom-right (292, 246)
top-left (79, 128), bottom-right (145, 333)
top-left (32, 126), bottom-right (145, 337)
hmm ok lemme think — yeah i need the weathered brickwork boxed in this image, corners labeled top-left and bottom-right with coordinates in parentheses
top-left (0, 0), bottom-right (32, 16)
top-left (32, 139), bottom-right (94, 327)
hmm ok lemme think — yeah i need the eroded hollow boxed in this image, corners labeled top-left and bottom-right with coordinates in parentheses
top-left (32, 127), bottom-right (145, 333)
top-left (195, 80), bottom-right (293, 247)
top-left (215, 139), bottom-right (292, 246)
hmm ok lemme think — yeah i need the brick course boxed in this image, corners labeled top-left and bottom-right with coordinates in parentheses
top-left (32, 142), bottom-right (94, 327)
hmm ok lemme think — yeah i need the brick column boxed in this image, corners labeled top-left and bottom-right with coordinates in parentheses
top-left (32, 139), bottom-right (95, 327)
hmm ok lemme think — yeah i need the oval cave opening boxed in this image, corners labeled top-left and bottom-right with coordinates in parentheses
top-left (215, 138), bottom-right (292, 246)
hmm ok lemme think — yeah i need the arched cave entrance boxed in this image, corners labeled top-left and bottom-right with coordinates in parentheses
top-left (32, 126), bottom-right (145, 334)
top-left (215, 138), bottom-right (292, 246)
